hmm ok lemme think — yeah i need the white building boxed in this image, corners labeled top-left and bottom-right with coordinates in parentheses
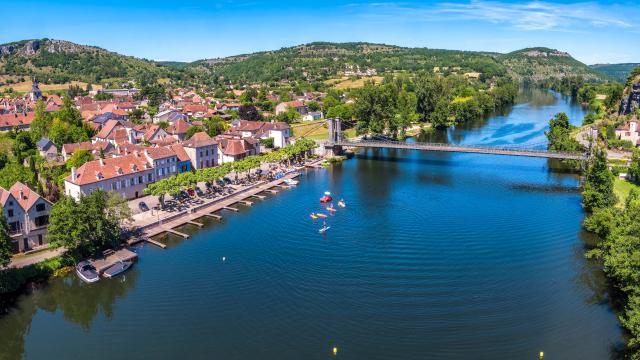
top-left (64, 153), bottom-right (155, 200)
top-left (0, 182), bottom-right (53, 253)
top-left (615, 117), bottom-right (640, 146)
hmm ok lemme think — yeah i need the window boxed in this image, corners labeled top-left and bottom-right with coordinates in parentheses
top-left (206, 149), bottom-right (209, 156)
top-left (35, 203), bottom-right (46, 212)
top-left (121, 180), bottom-right (126, 188)
top-left (8, 201), bottom-right (13, 206)
top-left (148, 173), bottom-right (153, 182)
top-left (139, 176), bottom-right (143, 184)
top-left (112, 182), bottom-right (117, 190)
top-left (8, 209), bottom-right (13, 217)
top-left (34, 215), bottom-right (49, 227)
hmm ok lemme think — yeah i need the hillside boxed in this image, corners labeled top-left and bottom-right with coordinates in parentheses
top-left (590, 63), bottom-right (640, 82)
top-left (189, 42), bottom-right (509, 84)
top-left (0, 38), bottom-right (174, 85)
top-left (498, 47), bottom-right (605, 83)
top-left (0, 40), bottom-right (608, 88)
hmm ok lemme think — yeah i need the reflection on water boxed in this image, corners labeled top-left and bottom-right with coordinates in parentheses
top-left (0, 269), bottom-right (138, 359)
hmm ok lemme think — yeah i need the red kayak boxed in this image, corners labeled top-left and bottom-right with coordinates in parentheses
top-left (320, 195), bottom-right (332, 203)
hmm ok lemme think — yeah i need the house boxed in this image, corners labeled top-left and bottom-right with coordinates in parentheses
top-left (183, 104), bottom-right (208, 117)
top-left (143, 147), bottom-right (178, 181)
top-left (61, 141), bottom-right (113, 161)
top-left (170, 143), bottom-right (192, 173)
top-left (153, 109), bottom-right (189, 123)
top-left (94, 119), bottom-right (136, 145)
top-left (215, 135), bottom-right (260, 164)
top-left (0, 182), bottom-right (53, 253)
top-left (64, 153), bottom-right (155, 200)
top-left (221, 103), bottom-right (241, 112)
top-left (229, 120), bottom-right (291, 148)
top-left (0, 112), bottom-right (35, 132)
top-left (303, 111), bottom-right (323, 121)
top-left (167, 118), bottom-right (192, 141)
top-left (182, 132), bottom-right (218, 170)
top-left (615, 117), bottom-right (640, 146)
top-left (36, 138), bottom-right (58, 160)
top-left (275, 100), bottom-right (308, 115)
top-left (89, 111), bottom-right (128, 126)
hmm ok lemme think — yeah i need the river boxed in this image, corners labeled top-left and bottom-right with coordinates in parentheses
top-left (0, 89), bottom-right (623, 359)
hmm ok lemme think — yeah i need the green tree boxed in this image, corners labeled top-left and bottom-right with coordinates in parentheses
top-left (204, 116), bottom-right (227, 137)
top-left (186, 126), bottom-right (205, 140)
top-left (0, 207), bottom-right (13, 267)
top-left (582, 148), bottom-right (616, 212)
top-left (65, 150), bottom-right (94, 170)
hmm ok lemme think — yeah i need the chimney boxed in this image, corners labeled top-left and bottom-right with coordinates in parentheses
top-left (19, 188), bottom-right (24, 199)
top-left (71, 167), bottom-right (77, 182)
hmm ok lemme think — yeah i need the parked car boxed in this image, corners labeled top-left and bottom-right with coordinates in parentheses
top-left (138, 201), bottom-right (150, 212)
top-left (223, 177), bottom-right (232, 185)
top-left (195, 187), bottom-right (205, 197)
top-left (187, 188), bottom-right (195, 197)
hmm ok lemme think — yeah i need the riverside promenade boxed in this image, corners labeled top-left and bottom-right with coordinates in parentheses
top-left (129, 171), bottom-right (302, 246)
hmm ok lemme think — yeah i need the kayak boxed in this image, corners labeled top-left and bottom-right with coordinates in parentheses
top-left (338, 200), bottom-right (346, 208)
top-left (319, 226), bottom-right (331, 234)
top-left (320, 195), bottom-right (332, 203)
top-left (310, 213), bottom-right (318, 219)
top-left (316, 213), bottom-right (328, 218)
top-left (327, 207), bottom-right (337, 212)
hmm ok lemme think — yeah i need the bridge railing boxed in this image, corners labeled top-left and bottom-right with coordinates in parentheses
top-left (332, 139), bottom-right (586, 158)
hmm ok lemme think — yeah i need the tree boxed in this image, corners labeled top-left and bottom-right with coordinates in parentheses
top-left (186, 126), bottom-right (205, 140)
top-left (0, 208), bottom-right (13, 267)
top-left (394, 90), bottom-right (418, 139)
top-left (545, 112), bottom-right (582, 152)
top-left (29, 100), bottom-right (52, 142)
top-left (12, 132), bottom-right (35, 163)
top-left (66, 150), bottom-right (94, 170)
top-left (276, 107), bottom-right (300, 124)
top-left (204, 116), bottom-right (227, 137)
top-left (48, 191), bottom-right (130, 258)
top-left (582, 148), bottom-right (616, 211)
top-left (307, 101), bottom-right (320, 112)
top-left (238, 105), bottom-right (261, 121)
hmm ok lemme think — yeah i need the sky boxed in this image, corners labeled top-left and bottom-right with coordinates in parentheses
top-left (1, 0), bottom-right (638, 64)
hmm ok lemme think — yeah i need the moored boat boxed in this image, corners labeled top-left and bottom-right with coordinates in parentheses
top-left (284, 179), bottom-right (299, 186)
top-left (319, 222), bottom-right (331, 234)
top-left (316, 213), bottom-right (328, 218)
top-left (320, 195), bottom-right (332, 203)
top-left (310, 213), bottom-right (318, 219)
top-left (76, 261), bottom-right (100, 283)
top-left (327, 205), bottom-right (337, 212)
top-left (338, 199), bottom-right (346, 208)
top-left (102, 260), bottom-right (133, 279)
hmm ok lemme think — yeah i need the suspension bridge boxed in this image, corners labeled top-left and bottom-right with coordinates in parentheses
top-left (312, 118), bottom-right (588, 160)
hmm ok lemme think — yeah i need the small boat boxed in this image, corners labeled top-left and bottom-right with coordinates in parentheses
top-left (319, 222), bottom-right (331, 234)
top-left (102, 260), bottom-right (133, 279)
top-left (310, 213), bottom-right (318, 219)
top-left (320, 195), bottom-right (332, 203)
top-left (284, 179), bottom-right (299, 186)
top-left (76, 261), bottom-right (100, 283)
top-left (326, 205), bottom-right (337, 212)
top-left (338, 200), bottom-right (346, 208)
top-left (316, 213), bottom-right (328, 218)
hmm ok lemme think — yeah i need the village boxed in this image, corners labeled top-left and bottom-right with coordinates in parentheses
top-left (0, 80), bottom-right (330, 257)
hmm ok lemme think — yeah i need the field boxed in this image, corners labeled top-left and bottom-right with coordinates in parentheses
top-left (291, 119), bottom-right (356, 141)
top-left (0, 79), bottom-right (102, 93)
top-left (324, 76), bottom-right (384, 90)
top-left (614, 178), bottom-right (640, 208)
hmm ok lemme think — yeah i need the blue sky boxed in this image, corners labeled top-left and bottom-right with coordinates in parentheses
top-left (1, 0), bottom-right (638, 64)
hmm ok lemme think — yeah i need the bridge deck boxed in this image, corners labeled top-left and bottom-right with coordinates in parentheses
top-left (333, 140), bottom-right (586, 160)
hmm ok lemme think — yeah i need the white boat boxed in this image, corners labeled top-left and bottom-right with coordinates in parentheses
top-left (102, 260), bottom-right (133, 279)
top-left (76, 261), bottom-right (100, 283)
top-left (284, 179), bottom-right (299, 186)
top-left (338, 200), bottom-right (346, 208)
top-left (324, 191), bottom-right (331, 196)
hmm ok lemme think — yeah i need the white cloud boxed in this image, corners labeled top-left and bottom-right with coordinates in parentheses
top-left (353, 1), bottom-right (635, 32)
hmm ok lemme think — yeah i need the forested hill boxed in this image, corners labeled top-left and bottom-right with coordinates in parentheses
top-left (0, 39), bottom-right (173, 84)
top-left (0, 39), bottom-right (607, 87)
top-left (497, 47), bottom-right (605, 83)
top-left (590, 63), bottom-right (640, 82)
top-left (189, 43), bottom-right (607, 85)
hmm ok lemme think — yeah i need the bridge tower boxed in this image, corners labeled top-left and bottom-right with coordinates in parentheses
top-left (324, 118), bottom-right (343, 156)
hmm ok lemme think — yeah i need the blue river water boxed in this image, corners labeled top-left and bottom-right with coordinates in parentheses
top-left (0, 89), bottom-right (623, 360)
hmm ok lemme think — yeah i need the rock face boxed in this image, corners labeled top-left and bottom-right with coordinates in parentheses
top-left (0, 39), bottom-right (95, 57)
top-left (620, 84), bottom-right (640, 115)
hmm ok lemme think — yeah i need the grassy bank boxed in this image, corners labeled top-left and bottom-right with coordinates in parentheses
top-left (0, 256), bottom-right (71, 313)
top-left (614, 178), bottom-right (640, 208)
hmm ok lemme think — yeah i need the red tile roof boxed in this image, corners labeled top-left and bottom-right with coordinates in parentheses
top-left (0, 112), bottom-right (35, 128)
top-left (183, 132), bottom-right (217, 148)
top-left (170, 143), bottom-right (190, 162)
top-left (66, 154), bottom-right (151, 186)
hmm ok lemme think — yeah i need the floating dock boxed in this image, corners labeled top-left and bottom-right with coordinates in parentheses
top-left (90, 248), bottom-right (138, 274)
top-left (223, 206), bottom-right (239, 212)
top-left (166, 228), bottom-right (189, 238)
top-left (187, 220), bottom-right (204, 227)
top-left (204, 213), bottom-right (222, 220)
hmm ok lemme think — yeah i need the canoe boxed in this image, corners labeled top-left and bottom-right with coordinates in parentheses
top-left (310, 213), bottom-right (318, 219)
top-left (319, 226), bottom-right (331, 234)
top-left (316, 213), bottom-right (328, 218)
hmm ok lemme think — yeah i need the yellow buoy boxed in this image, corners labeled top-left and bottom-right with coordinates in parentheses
top-left (539, 351), bottom-right (544, 359)
top-left (333, 347), bottom-right (338, 356)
